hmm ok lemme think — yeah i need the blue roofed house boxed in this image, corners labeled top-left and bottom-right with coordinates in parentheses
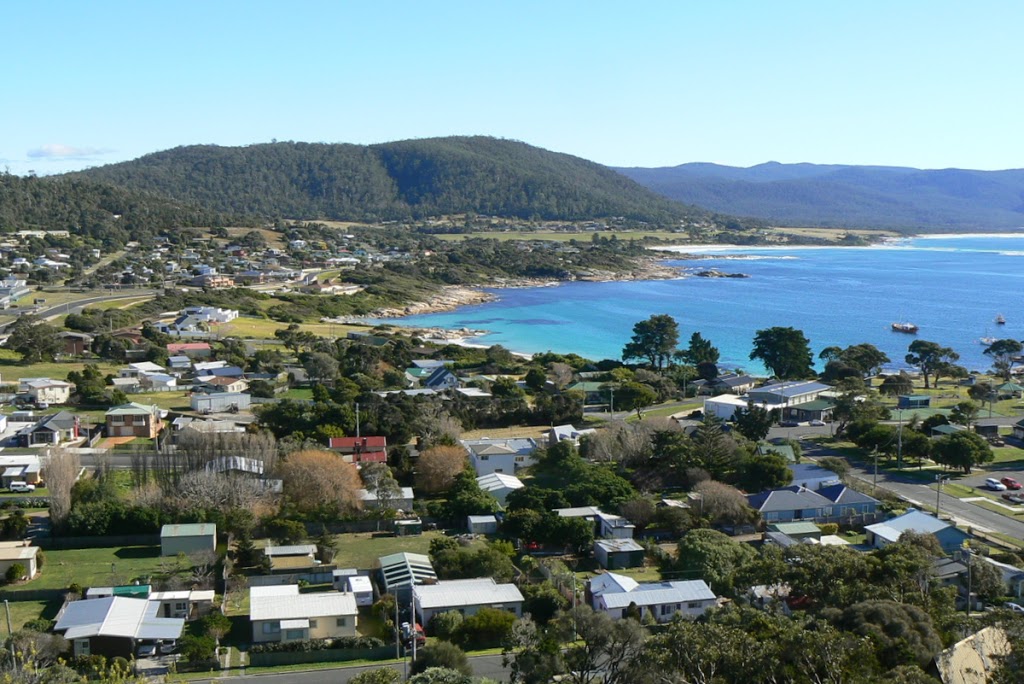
top-left (589, 572), bottom-right (717, 623)
top-left (746, 486), bottom-right (835, 523)
top-left (864, 509), bottom-right (971, 553)
top-left (817, 484), bottom-right (880, 518)
top-left (424, 367), bottom-right (460, 391)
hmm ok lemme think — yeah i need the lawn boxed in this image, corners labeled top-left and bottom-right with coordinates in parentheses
top-left (217, 316), bottom-right (368, 340)
top-left (21, 546), bottom-right (167, 592)
top-left (2, 598), bottom-right (63, 630)
top-left (0, 349), bottom-right (120, 384)
top-left (331, 531), bottom-right (479, 571)
top-left (281, 388), bottom-right (313, 401)
top-left (129, 390), bottom-right (193, 411)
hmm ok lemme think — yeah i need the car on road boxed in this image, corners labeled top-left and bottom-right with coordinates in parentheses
top-left (985, 478), bottom-right (1008, 491)
top-left (1005, 602), bottom-right (1024, 613)
top-left (1001, 477), bottom-right (1021, 490)
top-left (809, 419), bottom-right (827, 426)
top-left (1002, 493), bottom-right (1024, 505)
top-left (779, 421), bottom-right (800, 427)
top-left (8, 482), bottom-right (35, 494)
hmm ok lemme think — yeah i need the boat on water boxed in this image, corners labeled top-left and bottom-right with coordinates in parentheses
top-left (892, 322), bottom-right (919, 334)
top-left (980, 336), bottom-right (998, 346)
top-left (996, 314), bottom-right (1006, 325)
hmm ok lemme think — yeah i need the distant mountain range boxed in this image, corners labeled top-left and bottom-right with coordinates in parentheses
top-left (615, 161), bottom-right (1024, 231)
top-left (70, 137), bottom-right (729, 226)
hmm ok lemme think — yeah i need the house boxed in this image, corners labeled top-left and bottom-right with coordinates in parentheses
top-left (264, 544), bottom-right (319, 572)
top-left (788, 463), bottom-right (842, 491)
top-left (119, 361), bottom-right (166, 378)
top-left (168, 355), bottom-right (192, 371)
top-left (0, 541), bottom-right (40, 580)
top-left (111, 377), bottom-right (141, 393)
top-left (467, 515), bottom-right (499, 535)
top-left (475, 473), bottom-right (524, 507)
top-left (193, 360), bottom-right (229, 374)
top-left (358, 487), bottom-right (414, 512)
top-left (567, 381), bottom-right (609, 406)
top-left (980, 556), bottom-right (1024, 599)
top-left (182, 306), bottom-right (238, 323)
top-left (554, 506), bottom-right (635, 539)
top-left (328, 436), bottom-right (388, 464)
top-left (54, 596), bottom-right (185, 658)
top-left (193, 376), bottom-right (248, 394)
top-left (0, 279), bottom-right (30, 305)
top-left (332, 571), bottom-right (374, 606)
top-left (931, 423), bottom-right (968, 439)
top-left (413, 578), bottom-right (524, 624)
top-left (703, 394), bottom-right (756, 422)
top-left (817, 484), bottom-right (880, 517)
top-left (166, 342), bottom-right (212, 359)
top-left (16, 411), bottom-right (80, 447)
top-left (22, 378), bottom-right (73, 405)
top-left (106, 403), bottom-right (163, 438)
top-left (0, 454), bottom-right (43, 486)
top-left (160, 523), bottom-right (216, 556)
top-left (423, 367), bottom-right (460, 391)
top-left (189, 274), bottom-right (235, 288)
top-left (756, 442), bottom-right (797, 463)
top-left (1013, 418), bottom-right (1024, 441)
top-left (85, 586), bottom-right (215, 621)
top-left (59, 332), bottom-right (94, 356)
top-left (250, 585), bottom-right (358, 643)
top-left (704, 374), bottom-right (757, 395)
top-left (378, 552), bottom-right (437, 600)
top-left (196, 365), bottom-right (245, 379)
top-left (746, 486), bottom-right (835, 523)
top-left (462, 437), bottom-right (538, 476)
top-left (865, 509), bottom-right (971, 553)
top-left (898, 394), bottom-right (932, 410)
top-left (747, 381), bottom-right (832, 406)
top-left (764, 521), bottom-right (822, 548)
top-left (139, 373), bottom-right (177, 391)
top-left (190, 392), bottom-right (251, 414)
top-left (589, 572), bottom-right (717, 623)
top-left (594, 538), bottom-right (645, 570)
top-left (546, 424), bottom-right (597, 447)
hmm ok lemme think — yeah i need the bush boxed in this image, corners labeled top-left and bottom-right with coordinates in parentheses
top-left (109, 656), bottom-right (130, 675)
top-left (5, 563), bottom-right (26, 583)
top-left (819, 523), bottom-right (839, 535)
top-left (451, 607), bottom-right (516, 650)
top-left (248, 636), bottom-right (385, 654)
top-left (22, 618), bottom-right (54, 632)
top-left (409, 641), bottom-right (471, 676)
top-left (265, 518), bottom-right (307, 545)
top-left (179, 634), bottom-right (217, 663)
top-left (428, 611), bottom-right (464, 640)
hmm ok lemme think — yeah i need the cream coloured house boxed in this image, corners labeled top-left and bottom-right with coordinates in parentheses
top-left (250, 585), bottom-right (358, 643)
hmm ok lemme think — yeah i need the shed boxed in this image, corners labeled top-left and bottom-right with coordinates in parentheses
top-left (594, 538), bottom-right (646, 570)
top-left (160, 523), bottom-right (216, 556)
top-left (191, 392), bottom-right (251, 413)
top-left (332, 570), bottom-right (374, 606)
top-left (898, 395), bottom-right (932, 409)
top-left (467, 515), bottom-right (499, 535)
top-left (767, 522), bottom-right (821, 542)
top-left (393, 519), bottom-right (423, 536)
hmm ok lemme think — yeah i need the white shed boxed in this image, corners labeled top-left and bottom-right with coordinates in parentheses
top-left (467, 515), bottom-right (499, 535)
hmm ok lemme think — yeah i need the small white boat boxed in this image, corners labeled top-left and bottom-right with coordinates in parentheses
top-left (892, 322), bottom-right (919, 334)
top-left (980, 336), bottom-right (997, 346)
top-left (996, 314), bottom-right (1006, 325)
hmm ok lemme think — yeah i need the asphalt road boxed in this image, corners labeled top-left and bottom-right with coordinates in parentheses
top-left (188, 653), bottom-right (508, 683)
top-left (1, 289), bottom-right (154, 331)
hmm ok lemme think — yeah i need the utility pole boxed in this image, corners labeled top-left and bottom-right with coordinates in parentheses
top-left (896, 409), bottom-right (903, 470)
top-left (965, 548), bottom-right (973, 618)
top-left (872, 447), bottom-right (878, 489)
top-left (936, 474), bottom-right (945, 518)
top-left (355, 403), bottom-right (360, 439)
top-left (608, 386), bottom-right (614, 418)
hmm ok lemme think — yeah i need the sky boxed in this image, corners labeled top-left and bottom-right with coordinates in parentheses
top-left (2, 1), bottom-right (1023, 176)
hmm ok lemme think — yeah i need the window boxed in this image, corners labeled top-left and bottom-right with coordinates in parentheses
top-left (262, 622), bottom-right (280, 634)
top-left (661, 604), bottom-right (672, 616)
top-left (309, 619), bottom-right (318, 628)
top-left (480, 455), bottom-right (489, 460)
top-left (284, 629), bottom-right (305, 641)
top-left (336, 617), bottom-right (347, 627)
top-left (76, 639), bottom-right (90, 656)
top-left (514, 456), bottom-right (525, 462)
top-left (687, 602), bottom-right (703, 609)
top-left (174, 602), bottom-right (187, 611)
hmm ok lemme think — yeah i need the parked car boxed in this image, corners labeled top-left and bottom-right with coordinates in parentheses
top-left (136, 643), bottom-right (157, 658)
top-left (809, 419), bottom-right (827, 426)
top-left (8, 482), bottom-right (35, 494)
top-left (159, 640), bottom-right (177, 655)
top-left (401, 622), bottom-right (425, 648)
top-left (1005, 602), bottom-right (1024, 614)
top-left (1001, 477), bottom-right (1021, 490)
top-left (1002, 493), bottom-right (1024, 505)
top-left (779, 421), bottom-right (800, 427)
top-left (985, 478), bottom-right (1008, 491)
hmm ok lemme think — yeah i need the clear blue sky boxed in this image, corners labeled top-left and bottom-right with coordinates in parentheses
top-left (3, 1), bottom-right (1022, 175)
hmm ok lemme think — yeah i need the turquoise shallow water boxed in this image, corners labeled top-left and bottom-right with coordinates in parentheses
top-left (388, 234), bottom-right (1024, 373)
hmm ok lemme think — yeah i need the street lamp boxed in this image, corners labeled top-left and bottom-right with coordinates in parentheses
top-left (936, 475), bottom-right (946, 518)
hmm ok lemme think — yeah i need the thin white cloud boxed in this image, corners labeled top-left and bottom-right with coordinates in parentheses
top-left (26, 144), bottom-right (111, 160)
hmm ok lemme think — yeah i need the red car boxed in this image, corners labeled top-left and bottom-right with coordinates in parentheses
top-left (1001, 477), bottom-right (1022, 490)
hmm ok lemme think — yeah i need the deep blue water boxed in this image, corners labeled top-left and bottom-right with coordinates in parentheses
top-left (388, 234), bottom-right (1024, 373)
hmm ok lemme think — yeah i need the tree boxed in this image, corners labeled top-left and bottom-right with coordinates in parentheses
top-left (622, 314), bottom-right (679, 371)
top-left (303, 351), bottom-right (340, 385)
top-left (838, 600), bottom-right (942, 669)
top-left (691, 418), bottom-right (741, 480)
top-left (817, 456), bottom-right (851, 479)
top-left (735, 453), bottom-right (792, 493)
top-left (200, 612), bottom-right (232, 643)
top-left (968, 381), bottom-right (998, 417)
top-left (554, 606), bottom-right (646, 684)
top-left (453, 607), bottom-right (517, 649)
top-left (179, 633), bottom-right (217, 664)
top-left (613, 382), bottom-right (657, 419)
top-left (949, 400), bottom-right (980, 428)
top-left (984, 338), bottom-right (1024, 380)
top-left (44, 448), bottom-right (80, 531)
top-left (677, 332), bottom-right (720, 366)
top-left (409, 642), bottom-right (471, 676)
top-left (905, 340), bottom-right (959, 389)
top-left (279, 449), bottom-right (362, 516)
top-left (361, 462), bottom-right (402, 522)
top-left (3, 316), bottom-right (62, 364)
top-left (838, 343), bottom-right (891, 377)
top-left (733, 403), bottom-right (773, 442)
top-left (749, 327), bottom-right (814, 379)
top-left (879, 372), bottom-right (914, 397)
top-left (963, 555), bottom-right (1005, 604)
top-left (692, 480), bottom-right (755, 527)
top-left (676, 528), bottom-right (756, 595)
top-left (503, 616), bottom-right (565, 684)
top-left (416, 446), bottom-right (468, 494)
top-left (932, 431), bottom-right (993, 473)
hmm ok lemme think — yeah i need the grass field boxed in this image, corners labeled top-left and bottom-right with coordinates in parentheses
top-left (22, 546), bottom-right (166, 591)
top-left (3, 599), bottom-right (63, 630)
top-left (218, 316), bottom-right (368, 340)
top-left (0, 349), bottom-right (120, 386)
top-left (331, 531), bottom-right (480, 570)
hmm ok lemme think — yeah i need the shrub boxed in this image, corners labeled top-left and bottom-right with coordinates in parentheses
top-left (5, 563), bottom-right (26, 583)
top-left (819, 523), bottom-right (839, 535)
top-left (409, 642), bottom-right (471, 676)
top-left (68, 583), bottom-right (83, 596)
top-left (428, 611), bottom-right (464, 640)
top-left (179, 634), bottom-right (217, 663)
top-left (451, 607), bottom-right (516, 650)
top-left (22, 618), bottom-right (54, 632)
top-left (109, 656), bottom-right (130, 675)
top-left (248, 636), bottom-right (385, 654)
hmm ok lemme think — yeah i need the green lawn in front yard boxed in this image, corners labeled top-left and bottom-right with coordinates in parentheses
top-left (2, 599), bottom-right (63, 630)
top-left (21, 546), bottom-right (167, 592)
top-left (281, 388), bottom-right (313, 401)
top-left (331, 531), bottom-right (479, 571)
top-left (0, 349), bottom-right (119, 385)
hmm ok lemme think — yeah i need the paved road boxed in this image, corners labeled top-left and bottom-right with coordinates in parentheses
top-left (188, 653), bottom-right (508, 683)
top-left (1, 290), bottom-right (154, 331)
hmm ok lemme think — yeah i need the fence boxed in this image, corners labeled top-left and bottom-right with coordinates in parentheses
top-left (247, 646), bottom-right (393, 668)
top-left (37, 534), bottom-right (159, 550)
top-left (248, 570), bottom-right (339, 587)
top-left (0, 588), bottom-right (67, 602)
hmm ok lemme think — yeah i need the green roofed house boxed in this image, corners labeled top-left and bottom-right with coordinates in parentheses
top-left (898, 395), bottom-right (932, 410)
top-left (997, 382), bottom-right (1024, 399)
top-left (768, 522), bottom-right (822, 542)
top-left (567, 382), bottom-right (608, 406)
top-left (161, 523), bottom-right (216, 556)
top-left (930, 423), bottom-right (967, 439)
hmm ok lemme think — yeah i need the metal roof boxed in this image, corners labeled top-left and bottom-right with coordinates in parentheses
top-left (476, 473), bottom-right (524, 492)
top-left (379, 552), bottom-right (436, 590)
top-left (161, 522), bottom-right (216, 538)
top-left (601, 580), bottom-right (715, 609)
top-left (749, 381), bottom-right (831, 398)
top-left (251, 590), bottom-right (357, 621)
top-left (866, 510), bottom-right (951, 542)
top-left (595, 538), bottom-right (644, 553)
top-left (106, 402), bottom-right (158, 416)
top-left (414, 578), bottom-right (523, 610)
top-left (590, 573), bottom-right (639, 596)
top-left (55, 597), bottom-right (183, 641)
top-left (264, 545), bottom-right (317, 557)
top-left (747, 487), bottom-right (833, 514)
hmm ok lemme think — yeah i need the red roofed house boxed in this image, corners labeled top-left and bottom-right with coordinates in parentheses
top-left (328, 436), bottom-right (387, 463)
top-left (167, 342), bottom-right (212, 359)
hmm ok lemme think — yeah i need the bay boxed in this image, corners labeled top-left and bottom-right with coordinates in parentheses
top-left (389, 234), bottom-right (1024, 374)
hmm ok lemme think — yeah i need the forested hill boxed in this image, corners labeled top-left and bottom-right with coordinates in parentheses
top-left (616, 161), bottom-right (1024, 231)
top-left (71, 137), bottom-right (720, 225)
top-left (0, 173), bottom-right (240, 247)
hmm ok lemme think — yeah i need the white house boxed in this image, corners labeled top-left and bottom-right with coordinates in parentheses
top-left (413, 578), bottom-right (524, 624)
top-left (475, 473), bottom-right (524, 507)
top-left (332, 571), bottom-right (374, 606)
top-left (703, 394), bottom-right (758, 422)
top-left (589, 572), bottom-right (717, 623)
top-left (182, 306), bottom-right (239, 324)
top-left (746, 381), bottom-right (832, 406)
top-left (358, 487), bottom-right (415, 512)
top-left (0, 541), bottom-right (40, 580)
top-left (22, 378), bottom-right (73, 405)
top-left (467, 515), bottom-right (499, 535)
top-left (462, 437), bottom-right (538, 476)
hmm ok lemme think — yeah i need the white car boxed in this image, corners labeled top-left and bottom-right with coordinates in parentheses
top-left (1005, 602), bottom-right (1024, 613)
top-left (985, 478), bottom-right (1008, 491)
top-left (136, 643), bottom-right (157, 658)
top-left (8, 482), bottom-right (35, 494)
top-left (809, 419), bottom-right (826, 427)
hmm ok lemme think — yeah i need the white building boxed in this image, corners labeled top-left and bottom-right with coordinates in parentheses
top-left (250, 585), bottom-right (358, 643)
top-left (589, 572), bottom-right (717, 623)
top-left (462, 437), bottom-right (538, 476)
top-left (182, 306), bottom-right (239, 323)
top-left (413, 578), bottom-right (523, 624)
top-left (22, 378), bottom-right (73, 405)
top-left (475, 472), bottom-right (524, 507)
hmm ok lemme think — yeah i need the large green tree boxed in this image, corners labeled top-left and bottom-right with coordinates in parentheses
top-left (932, 431), bottom-right (993, 473)
top-left (905, 340), bottom-right (959, 389)
top-left (622, 314), bottom-right (679, 371)
top-left (676, 331), bottom-right (720, 366)
top-left (750, 327), bottom-right (814, 379)
top-left (4, 316), bottom-right (62, 364)
top-left (984, 338), bottom-right (1024, 380)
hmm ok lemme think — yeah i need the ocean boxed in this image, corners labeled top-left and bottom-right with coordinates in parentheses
top-left (387, 234), bottom-right (1024, 374)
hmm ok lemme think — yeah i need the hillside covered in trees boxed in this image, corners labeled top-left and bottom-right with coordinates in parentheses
top-left (0, 173), bottom-right (240, 247)
top-left (70, 137), bottom-right (729, 225)
top-left (617, 161), bottom-right (1024, 231)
